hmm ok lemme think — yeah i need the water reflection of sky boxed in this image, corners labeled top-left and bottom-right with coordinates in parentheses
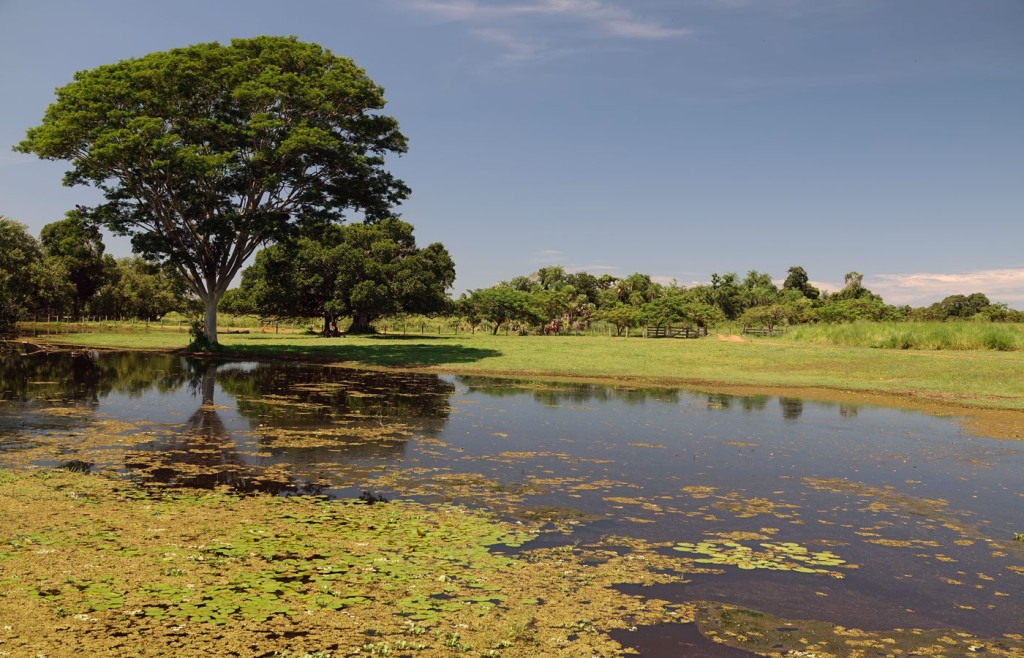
top-left (2, 350), bottom-right (1023, 639)
top-left (440, 376), bottom-right (1021, 529)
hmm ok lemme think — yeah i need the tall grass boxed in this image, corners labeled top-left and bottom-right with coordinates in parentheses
top-left (780, 321), bottom-right (1024, 351)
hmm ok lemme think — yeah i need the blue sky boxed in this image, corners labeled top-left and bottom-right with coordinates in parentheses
top-left (1, 0), bottom-right (1022, 307)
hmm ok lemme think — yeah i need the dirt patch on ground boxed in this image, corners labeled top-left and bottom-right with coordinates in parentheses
top-left (716, 334), bottom-right (746, 343)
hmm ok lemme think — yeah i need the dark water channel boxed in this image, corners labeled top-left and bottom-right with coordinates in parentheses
top-left (2, 347), bottom-right (1023, 648)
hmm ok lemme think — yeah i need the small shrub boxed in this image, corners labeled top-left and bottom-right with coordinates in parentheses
top-left (187, 321), bottom-right (220, 352)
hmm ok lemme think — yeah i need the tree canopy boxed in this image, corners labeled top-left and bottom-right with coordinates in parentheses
top-left (40, 211), bottom-right (109, 316)
top-left (17, 36), bottom-right (409, 344)
top-left (238, 219), bottom-right (455, 334)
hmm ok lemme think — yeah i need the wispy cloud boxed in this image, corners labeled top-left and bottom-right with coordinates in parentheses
top-left (528, 250), bottom-right (622, 274)
top-left (401, 0), bottom-right (688, 61)
top-left (868, 268), bottom-right (1024, 307)
top-left (531, 249), bottom-right (566, 263)
top-left (470, 27), bottom-right (543, 62)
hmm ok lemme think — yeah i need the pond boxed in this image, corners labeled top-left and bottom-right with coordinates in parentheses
top-left (2, 346), bottom-right (1023, 653)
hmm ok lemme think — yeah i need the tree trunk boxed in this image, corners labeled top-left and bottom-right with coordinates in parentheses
top-left (204, 295), bottom-right (219, 345)
top-left (201, 365), bottom-right (216, 406)
top-left (347, 313), bottom-right (376, 335)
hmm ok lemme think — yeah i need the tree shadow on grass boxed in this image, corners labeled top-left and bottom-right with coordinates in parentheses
top-left (230, 336), bottom-right (502, 367)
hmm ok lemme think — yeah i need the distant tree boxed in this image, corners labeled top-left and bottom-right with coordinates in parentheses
top-left (782, 266), bottom-right (820, 301)
top-left (923, 293), bottom-right (993, 320)
top-left (832, 271), bottom-right (881, 302)
top-left (709, 272), bottom-right (744, 319)
top-left (39, 211), bottom-right (108, 317)
top-left (17, 36), bottom-right (409, 345)
top-left (536, 265), bottom-right (568, 291)
top-left (970, 303), bottom-right (1024, 323)
top-left (597, 302), bottom-right (641, 336)
top-left (815, 297), bottom-right (897, 323)
top-left (530, 287), bottom-right (574, 331)
top-left (741, 270), bottom-right (780, 309)
top-left (91, 257), bottom-right (190, 321)
top-left (218, 288), bottom-right (257, 317)
top-left (27, 256), bottom-right (76, 319)
top-left (641, 295), bottom-right (724, 328)
top-left (458, 286), bottom-right (538, 335)
top-left (0, 217), bottom-right (44, 331)
top-left (613, 273), bottom-right (659, 307)
top-left (741, 270), bottom-right (775, 291)
top-left (517, 267), bottom-right (601, 331)
top-left (739, 303), bottom-right (797, 332)
top-left (564, 271), bottom-right (605, 307)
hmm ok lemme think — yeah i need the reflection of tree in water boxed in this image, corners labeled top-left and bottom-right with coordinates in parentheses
top-left (1, 349), bottom-right (458, 494)
top-left (0, 343), bottom-right (191, 406)
top-left (124, 361), bottom-right (316, 495)
top-left (127, 359), bottom-right (456, 494)
top-left (217, 362), bottom-right (454, 443)
top-left (458, 376), bottom-right (823, 424)
top-left (779, 397), bottom-right (804, 421)
top-left (127, 361), bottom-right (458, 493)
top-left (0, 343), bottom-right (102, 405)
top-left (839, 403), bottom-right (859, 418)
top-left (456, 377), bottom-right (681, 406)
top-left (707, 393), bottom-right (732, 409)
top-left (741, 395), bottom-right (770, 412)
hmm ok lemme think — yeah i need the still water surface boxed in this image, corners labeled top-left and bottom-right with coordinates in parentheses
top-left (1, 348), bottom-right (1022, 641)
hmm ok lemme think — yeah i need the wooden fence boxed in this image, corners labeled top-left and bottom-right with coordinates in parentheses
top-left (643, 325), bottom-right (708, 339)
top-left (741, 326), bottom-right (787, 336)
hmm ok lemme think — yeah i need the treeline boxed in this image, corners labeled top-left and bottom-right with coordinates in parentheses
top-left (4, 211), bottom-right (1020, 337)
top-left (453, 266), bottom-right (1022, 336)
top-left (0, 214), bottom-right (191, 331)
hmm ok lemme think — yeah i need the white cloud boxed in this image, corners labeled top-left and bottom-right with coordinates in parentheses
top-left (569, 263), bottom-right (619, 273)
top-left (401, 0), bottom-right (687, 61)
top-left (470, 27), bottom-right (543, 62)
top-left (868, 268), bottom-right (1024, 307)
top-left (531, 249), bottom-right (566, 262)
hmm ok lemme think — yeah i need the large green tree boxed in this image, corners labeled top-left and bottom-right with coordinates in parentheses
top-left (17, 36), bottom-right (409, 344)
top-left (240, 219), bottom-right (454, 334)
top-left (329, 220), bottom-right (455, 333)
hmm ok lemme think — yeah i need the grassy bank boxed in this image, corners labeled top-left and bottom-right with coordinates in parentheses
top-left (779, 320), bottom-right (1024, 351)
top-left (33, 329), bottom-right (1024, 408)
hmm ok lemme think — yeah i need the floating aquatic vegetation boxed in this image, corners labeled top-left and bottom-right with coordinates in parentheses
top-left (694, 601), bottom-right (1024, 658)
top-left (0, 468), bottom-right (713, 656)
top-left (679, 485), bottom-right (717, 499)
top-left (713, 493), bottom-right (801, 519)
top-left (672, 540), bottom-right (853, 578)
